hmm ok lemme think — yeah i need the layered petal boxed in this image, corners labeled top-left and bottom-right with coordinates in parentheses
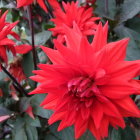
top-left (30, 22), bottom-right (140, 140)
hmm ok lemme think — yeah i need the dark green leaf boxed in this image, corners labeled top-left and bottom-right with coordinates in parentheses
top-left (110, 128), bottom-right (122, 140)
top-left (31, 94), bottom-right (53, 119)
top-left (44, 134), bottom-right (59, 140)
top-left (50, 122), bottom-right (74, 140)
top-left (120, 126), bottom-right (136, 140)
top-left (126, 17), bottom-right (140, 34)
top-left (114, 24), bottom-right (140, 60)
top-left (19, 97), bottom-right (31, 112)
top-left (12, 128), bottom-right (27, 140)
top-left (25, 125), bottom-right (38, 140)
top-left (78, 131), bottom-right (96, 140)
top-left (27, 31), bottom-right (51, 46)
top-left (12, 117), bottom-right (26, 140)
top-left (22, 52), bottom-right (34, 77)
top-left (95, 0), bottom-right (117, 20)
top-left (24, 115), bottom-right (41, 127)
top-left (119, 0), bottom-right (140, 23)
top-left (0, 106), bottom-right (12, 116)
top-left (22, 52), bottom-right (35, 87)
top-left (110, 126), bottom-right (136, 140)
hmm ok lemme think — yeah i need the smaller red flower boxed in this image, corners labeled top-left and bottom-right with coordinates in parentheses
top-left (25, 105), bottom-right (35, 119)
top-left (16, 0), bottom-right (60, 13)
top-left (86, 0), bottom-right (96, 5)
top-left (0, 10), bottom-right (19, 64)
top-left (50, 1), bottom-right (100, 42)
top-left (9, 57), bottom-right (26, 83)
top-left (15, 44), bottom-right (33, 54)
top-left (0, 88), bottom-right (3, 97)
top-left (10, 85), bottom-right (19, 101)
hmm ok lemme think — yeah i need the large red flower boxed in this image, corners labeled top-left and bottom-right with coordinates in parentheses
top-left (0, 11), bottom-right (19, 64)
top-left (50, 1), bottom-right (100, 42)
top-left (16, 0), bottom-right (60, 13)
top-left (30, 23), bottom-right (140, 140)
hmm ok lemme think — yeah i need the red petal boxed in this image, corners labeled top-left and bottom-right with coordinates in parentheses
top-left (25, 106), bottom-right (34, 119)
top-left (15, 44), bottom-right (32, 54)
top-left (75, 113), bottom-right (88, 139)
top-left (41, 46), bottom-right (64, 64)
top-left (91, 101), bottom-right (103, 129)
top-left (107, 60), bottom-right (140, 80)
top-left (92, 22), bottom-right (108, 52)
top-left (37, 0), bottom-right (48, 13)
top-left (10, 31), bottom-right (20, 40)
top-left (17, 0), bottom-right (33, 8)
top-left (114, 96), bottom-right (140, 117)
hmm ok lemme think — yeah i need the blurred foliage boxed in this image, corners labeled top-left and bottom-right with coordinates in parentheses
top-left (0, 0), bottom-right (140, 140)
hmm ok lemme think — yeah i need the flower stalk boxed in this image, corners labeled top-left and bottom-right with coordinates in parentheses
top-left (27, 6), bottom-right (38, 71)
top-left (1, 64), bottom-right (28, 97)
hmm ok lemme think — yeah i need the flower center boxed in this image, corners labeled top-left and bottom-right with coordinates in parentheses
top-left (68, 76), bottom-right (100, 98)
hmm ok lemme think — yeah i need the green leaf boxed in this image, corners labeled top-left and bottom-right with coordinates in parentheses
top-left (24, 115), bottom-right (41, 127)
top-left (0, 106), bottom-right (12, 116)
top-left (120, 126), bottom-right (136, 140)
top-left (20, 97), bottom-right (31, 112)
top-left (44, 134), bottom-right (58, 140)
top-left (110, 126), bottom-right (136, 140)
top-left (95, 0), bottom-right (117, 20)
top-left (12, 128), bottom-right (27, 140)
top-left (27, 31), bottom-right (51, 46)
top-left (0, 81), bottom-right (9, 97)
top-left (22, 52), bottom-right (34, 77)
top-left (114, 24), bottom-right (140, 60)
top-left (49, 122), bottom-right (74, 140)
top-left (12, 117), bottom-right (27, 140)
top-left (13, 117), bottom-right (25, 131)
top-left (25, 125), bottom-right (38, 140)
top-left (78, 131), bottom-right (95, 140)
top-left (0, 71), bottom-right (7, 80)
top-left (126, 17), bottom-right (140, 34)
top-left (31, 94), bottom-right (53, 119)
top-left (22, 52), bottom-right (35, 87)
top-left (119, 0), bottom-right (140, 23)
top-left (110, 128), bottom-right (122, 140)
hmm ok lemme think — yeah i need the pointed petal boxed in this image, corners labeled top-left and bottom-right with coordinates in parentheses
top-left (91, 101), bottom-right (103, 129)
top-left (37, 0), bottom-right (48, 13)
top-left (114, 96), bottom-right (140, 117)
top-left (104, 38), bottom-right (129, 63)
top-left (107, 60), bottom-right (140, 80)
top-left (41, 46), bottom-right (64, 64)
top-left (17, 0), bottom-right (33, 8)
top-left (91, 22), bottom-right (104, 52)
top-left (15, 44), bottom-right (32, 54)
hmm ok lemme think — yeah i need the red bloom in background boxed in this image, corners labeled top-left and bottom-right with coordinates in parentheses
top-left (30, 23), bottom-right (140, 140)
top-left (86, 0), bottom-right (96, 5)
top-left (50, 1), bottom-right (100, 42)
top-left (0, 11), bottom-right (19, 64)
top-left (16, 0), bottom-right (60, 13)
top-left (9, 57), bottom-right (26, 83)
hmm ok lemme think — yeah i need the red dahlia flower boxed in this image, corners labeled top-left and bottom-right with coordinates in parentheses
top-left (0, 11), bottom-right (19, 64)
top-left (30, 23), bottom-right (140, 140)
top-left (86, 0), bottom-right (96, 5)
top-left (16, 0), bottom-right (60, 13)
top-left (50, 1), bottom-right (100, 42)
top-left (9, 57), bottom-right (26, 83)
